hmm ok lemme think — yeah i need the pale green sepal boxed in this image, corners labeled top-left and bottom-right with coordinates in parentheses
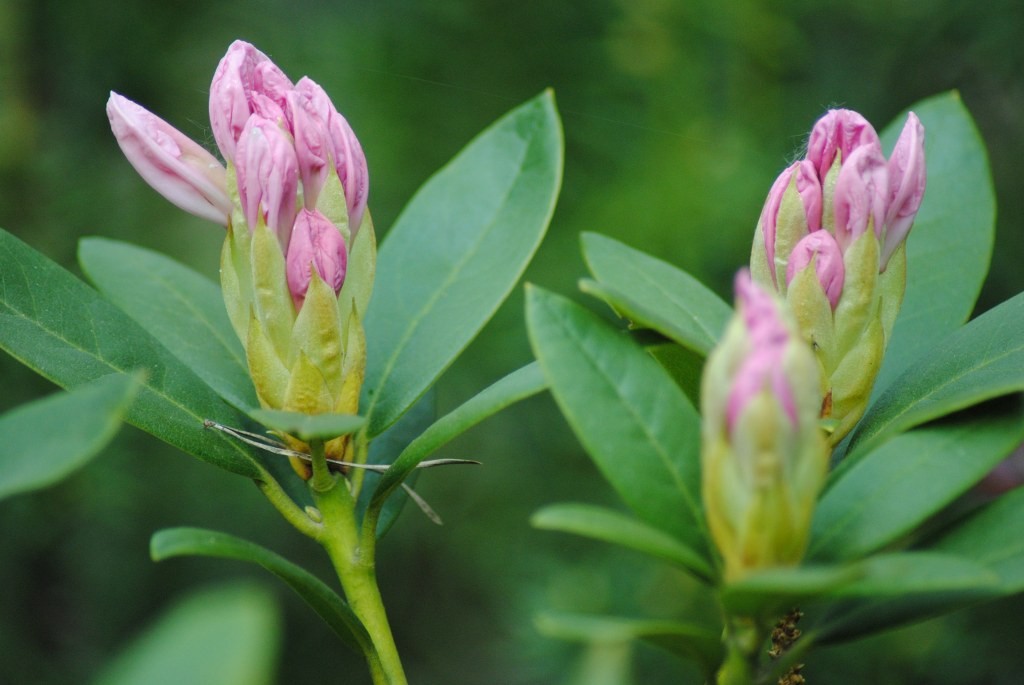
top-left (749, 223), bottom-right (773, 289)
top-left (225, 162), bottom-right (248, 231)
top-left (820, 156), bottom-right (841, 236)
top-left (314, 165), bottom-right (351, 245)
top-left (284, 350), bottom-right (334, 416)
top-left (700, 316), bottom-right (745, 445)
top-left (245, 311), bottom-right (290, 410)
top-left (877, 242), bottom-right (907, 344)
top-left (290, 269), bottom-right (343, 390)
top-left (220, 224), bottom-right (253, 344)
top-left (786, 261), bottom-right (837, 385)
top-left (829, 315), bottom-right (884, 445)
top-left (337, 211), bottom-right (376, 341)
top-left (833, 230), bottom-right (879, 357)
top-left (337, 306), bottom-right (366, 416)
top-left (772, 174), bottom-right (812, 289)
top-left (250, 222), bottom-right (296, 361)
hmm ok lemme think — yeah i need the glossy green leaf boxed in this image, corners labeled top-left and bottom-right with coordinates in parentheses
top-left (93, 583), bottom-right (280, 685)
top-left (0, 229), bottom-right (280, 481)
top-left (535, 612), bottom-right (722, 675)
top-left (369, 362), bottom-right (546, 517)
top-left (79, 237), bottom-right (258, 412)
top-left (580, 233), bottom-right (731, 356)
top-left (871, 91), bottom-right (996, 396)
top-left (532, 503), bottom-right (713, 581)
top-left (151, 527), bottom-right (371, 653)
top-left (812, 398), bottom-right (1024, 561)
top-left (526, 286), bottom-right (707, 554)
top-left (0, 373), bottom-right (141, 500)
top-left (934, 487), bottom-right (1024, 593)
top-left (249, 410), bottom-right (365, 442)
top-left (363, 91), bottom-right (563, 437)
top-left (811, 552), bottom-right (1001, 644)
top-left (846, 291), bottom-right (1024, 460)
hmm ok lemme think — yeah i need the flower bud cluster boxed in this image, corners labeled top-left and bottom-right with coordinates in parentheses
top-left (702, 273), bottom-right (828, 582)
top-left (750, 109), bottom-right (926, 443)
top-left (108, 41), bottom-right (373, 474)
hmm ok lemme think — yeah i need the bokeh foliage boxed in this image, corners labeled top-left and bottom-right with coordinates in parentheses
top-left (1, 1), bottom-right (1023, 683)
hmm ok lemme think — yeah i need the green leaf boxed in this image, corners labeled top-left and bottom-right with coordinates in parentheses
top-left (249, 410), bottom-right (365, 442)
top-left (363, 91), bottom-right (563, 437)
top-left (720, 565), bottom-right (864, 618)
top-left (79, 237), bottom-right (258, 412)
top-left (0, 373), bottom-right (141, 500)
top-left (0, 229), bottom-right (278, 481)
top-left (811, 552), bottom-right (1001, 644)
top-left (871, 91), bottom-right (996, 396)
top-left (150, 527), bottom-right (371, 653)
top-left (358, 390), bottom-right (437, 538)
top-left (535, 612), bottom-right (722, 675)
top-left (812, 398), bottom-right (1024, 562)
top-left (369, 362), bottom-right (546, 517)
top-left (580, 232), bottom-right (731, 356)
top-left (647, 342), bottom-right (705, 409)
top-left (93, 583), bottom-right (280, 685)
top-left (933, 487), bottom-right (1024, 593)
top-left (846, 291), bottom-right (1024, 460)
top-left (532, 503), bottom-right (713, 581)
top-left (526, 286), bottom-right (707, 555)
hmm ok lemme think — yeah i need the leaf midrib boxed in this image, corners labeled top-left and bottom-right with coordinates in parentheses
top-left (543, 298), bottom-right (702, 532)
top-left (0, 285), bottom-right (262, 478)
top-left (365, 121), bottom-right (539, 431)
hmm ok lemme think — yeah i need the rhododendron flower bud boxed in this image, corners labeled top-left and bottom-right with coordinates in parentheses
top-left (286, 209), bottom-right (348, 308)
top-left (749, 108), bottom-right (926, 445)
top-left (235, 116), bottom-right (300, 243)
top-left (286, 89), bottom-right (331, 209)
top-left (882, 113), bottom-right (926, 267)
top-left (806, 109), bottom-right (881, 181)
top-left (786, 230), bottom-right (844, 310)
top-left (112, 40), bottom-right (375, 477)
top-left (209, 40), bottom-right (273, 163)
top-left (702, 273), bottom-right (827, 582)
top-left (106, 92), bottom-right (231, 224)
top-left (751, 160), bottom-right (821, 289)
top-left (294, 77), bottom-right (369, 234)
top-left (833, 145), bottom-right (889, 250)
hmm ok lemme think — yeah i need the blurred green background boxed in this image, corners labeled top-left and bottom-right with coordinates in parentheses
top-left (2, 0), bottom-right (1023, 683)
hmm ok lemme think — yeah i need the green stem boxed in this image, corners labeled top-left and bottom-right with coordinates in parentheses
top-left (311, 440), bottom-right (407, 685)
top-left (255, 473), bottom-right (321, 539)
top-left (716, 617), bottom-right (760, 685)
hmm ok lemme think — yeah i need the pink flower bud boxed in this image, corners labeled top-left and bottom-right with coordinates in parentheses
top-left (286, 88), bottom-right (330, 209)
top-left (759, 160), bottom-right (821, 286)
top-left (106, 92), bottom-right (231, 224)
top-left (881, 112), bottom-right (926, 269)
top-left (786, 231), bottom-right (845, 310)
top-left (806, 109), bottom-right (882, 180)
top-left (726, 273), bottom-right (797, 431)
top-left (236, 116), bottom-right (299, 242)
top-left (295, 78), bottom-right (369, 232)
top-left (286, 209), bottom-right (348, 307)
top-left (209, 40), bottom-right (292, 162)
top-left (833, 145), bottom-right (889, 251)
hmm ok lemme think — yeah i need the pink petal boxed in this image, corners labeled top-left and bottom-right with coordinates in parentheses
top-left (107, 92), bottom-right (230, 224)
top-left (286, 209), bottom-right (348, 308)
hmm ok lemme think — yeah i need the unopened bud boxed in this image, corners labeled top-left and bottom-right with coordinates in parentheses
top-left (702, 273), bottom-right (828, 582)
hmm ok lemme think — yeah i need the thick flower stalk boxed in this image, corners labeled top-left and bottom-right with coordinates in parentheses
top-left (701, 273), bottom-right (828, 583)
top-left (108, 40), bottom-right (374, 475)
top-left (750, 109), bottom-right (926, 444)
